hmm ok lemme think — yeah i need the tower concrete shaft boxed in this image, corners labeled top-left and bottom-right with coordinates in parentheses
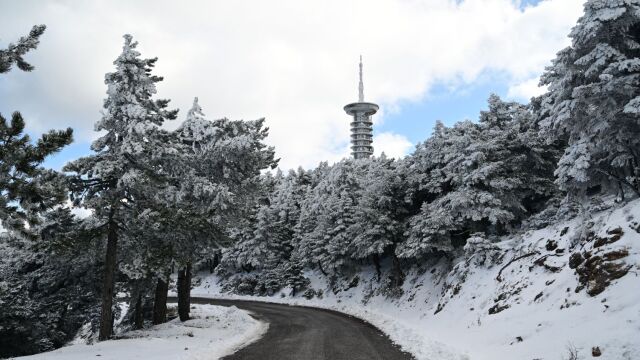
top-left (344, 56), bottom-right (378, 159)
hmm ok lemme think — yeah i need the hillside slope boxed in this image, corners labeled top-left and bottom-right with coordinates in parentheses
top-left (197, 199), bottom-right (640, 360)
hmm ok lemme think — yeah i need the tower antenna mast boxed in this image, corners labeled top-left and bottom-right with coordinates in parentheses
top-left (358, 55), bottom-right (364, 102)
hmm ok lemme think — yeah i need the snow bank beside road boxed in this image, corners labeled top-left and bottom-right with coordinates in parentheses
top-left (18, 304), bottom-right (267, 360)
top-left (191, 282), bottom-right (468, 360)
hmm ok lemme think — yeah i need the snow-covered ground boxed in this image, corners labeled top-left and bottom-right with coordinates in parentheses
top-left (194, 199), bottom-right (640, 360)
top-left (16, 304), bottom-right (267, 360)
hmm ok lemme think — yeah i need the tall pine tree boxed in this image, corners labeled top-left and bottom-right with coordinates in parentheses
top-left (162, 97), bottom-right (277, 319)
top-left (64, 34), bottom-right (177, 340)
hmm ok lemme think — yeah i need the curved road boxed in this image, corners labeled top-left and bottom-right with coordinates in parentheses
top-left (190, 297), bottom-right (415, 360)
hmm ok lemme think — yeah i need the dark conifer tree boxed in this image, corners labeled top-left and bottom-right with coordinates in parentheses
top-left (0, 25), bottom-right (73, 236)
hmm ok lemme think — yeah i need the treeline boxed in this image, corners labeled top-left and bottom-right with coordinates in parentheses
top-left (1, 0), bottom-right (639, 357)
top-left (217, 95), bottom-right (560, 295)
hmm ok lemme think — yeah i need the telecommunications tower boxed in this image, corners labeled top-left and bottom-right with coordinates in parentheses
top-left (344, 56), bottom-right (378, 159)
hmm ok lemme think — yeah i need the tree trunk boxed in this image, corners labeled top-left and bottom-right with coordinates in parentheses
top-left (391, 252), bottom-right (404, 288)
top-left (210, 251), bottom-right (220, 273)
top-left (133, 293), bottom-right (143, 330)
top-left (177, 262), bottom-right (192, 321)
top-left (98, 217), bottom-right (118, 341)
top-left (618, 181), bottom-right (625, 202)
top-left (152, 276), bottom-right (169, 325)
top-left (372, 253), bottom-right (382, 282)
top-left (317, 261), bottom-right (327, 276)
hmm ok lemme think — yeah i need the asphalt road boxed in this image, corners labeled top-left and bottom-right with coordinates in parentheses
top-left (190, 297), bottom-right (415, 360)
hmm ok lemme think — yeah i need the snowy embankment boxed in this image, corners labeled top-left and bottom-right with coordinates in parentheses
top-left (192, 279), bottom-right (468, 360)
top-left (17, 304), bottom-right (267, 360)
top-left (194, 199), bottom-right (640, 360)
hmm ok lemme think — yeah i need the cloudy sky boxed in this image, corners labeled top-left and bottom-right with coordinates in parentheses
top-left (0, 0), bottom-right (585, 170)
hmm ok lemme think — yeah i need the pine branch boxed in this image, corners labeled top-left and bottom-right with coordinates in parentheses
top-left (595, 168), bottom-right (640, 198)
top-left (0, 25), bottom-right (46, 74)
top-left (496, 251), bottom-right (538, 282)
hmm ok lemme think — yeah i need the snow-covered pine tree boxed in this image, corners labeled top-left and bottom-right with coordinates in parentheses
top-left (280, 254), bottom-right (310, 297)
top-left (400, 95), bottom-right (556, 259)
top-left (351, 155), bottom-right (410, 286)
top-left (294, 160), bottom-right (363, 279)
top-left (0, 208), bottom-right (102, 357)
top-left (476, 95), bottom-right (558, 215)
top-left (163, 97), bottom-right (277, 318)
top-left (271, 168), bottom-right (312, 239)
top-left (237, 200), bottom-right (283, 273)
top-left (258, 169), bottom-right (309, 274)
top-left (220, 168), bottom-right (311, 295)
top-left (289, 166), bottom-right (327, 275)
top-left (539, 0), bottom-right (640, 198)
top-left (400, 120), bottom-right (481, 258)
top-left (402, 120), bottom-right (452, 209)
top-left (64, 34), bottom-right (177, 340)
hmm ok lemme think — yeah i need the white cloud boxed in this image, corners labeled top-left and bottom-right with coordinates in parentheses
top-left (507, 77), bottom-right (548, 100)
top-left (374, 132), bottom-right (414, 159)
top-left (0, 0), bottom-right (584, 169)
